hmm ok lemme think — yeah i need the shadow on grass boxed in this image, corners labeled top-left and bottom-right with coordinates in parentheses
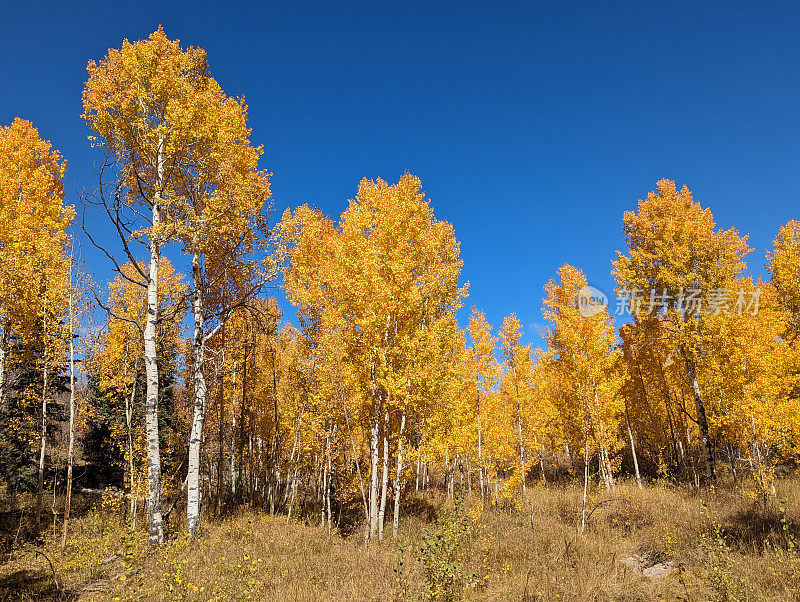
top-left (0, 568), bottom-right (77, 601)
top-left (401, 494), bottom-right (440, 524)
top-left (333, 492), bottom-right (440, 538)
top-left (722, 505), bottom-right (800, 552)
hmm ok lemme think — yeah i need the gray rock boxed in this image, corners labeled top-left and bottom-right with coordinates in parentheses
top-left (642, 561), bottom-right (677, 578)
top-left (620, 555), bottom-right (678, 578)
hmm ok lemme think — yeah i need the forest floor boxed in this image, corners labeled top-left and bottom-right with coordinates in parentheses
top-left (1, 478), bottom-right (800, 601)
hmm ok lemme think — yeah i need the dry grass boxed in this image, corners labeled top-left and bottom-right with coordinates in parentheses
top-left (2, 478), bottom-right (800, 600)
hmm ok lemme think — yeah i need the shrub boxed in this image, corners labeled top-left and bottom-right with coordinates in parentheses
top-left (415, 488), bottom-right (478, 601)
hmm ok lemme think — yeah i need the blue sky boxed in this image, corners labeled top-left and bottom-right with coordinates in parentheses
top-left (2, 1), bottom-right (798, 346)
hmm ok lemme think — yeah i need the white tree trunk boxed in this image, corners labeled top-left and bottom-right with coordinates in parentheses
top-left (600, 448), bottom-right (613, 490)
top-left (325, 432), bottom-right (333, 534)
top-left (61, 273), bottom-right (76, 551)
top-left (126, 373), bottom-right (138, 531)
top-left (513, 369), bottom-right (526, 494)
top-left (231, 375), bottom-right (237, 497)
top-left (516, 405), bottom-right (526, 494)
top-left (392, 411), bottom-right (406, 539)
top-left (144, 158), bottom-right (164, 546)
top-left (684, 352), bottom-right (716, 482)
top-left (626, 412), bottom-right (642, 489)
top-left (378, 400), bottom-right (389, 542)
top-left (477, 394), bottom-right (485, 506)
top-left (187, 251), bottom-right (207, 536)
top-left (580, 439), bottom-right (589, 534)
top-left (0, 329), bottom-right (6, 410)
top-left (368, 379), bottom-right (380, 540)
top-left (35, 343), bottom-right (48, 532)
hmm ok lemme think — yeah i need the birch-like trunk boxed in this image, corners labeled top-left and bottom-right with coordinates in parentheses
top-left (580, 439), bottom-right (589, 534)
top-left (368, 372), bottom-right (380, 540)
top-left (125, 373), bottom-right (138, 530)
top-left (269, 345), bottom-right (280, 507)
top-left (477, 392), bottom-right (485, 505)
top-left (216, 338), bottom-right (229, 517)
top-left (144, 145), bottom-right (164, 546)
top-left (325, 432), bottom-right (333, 534)
top-left (35, 346), bottom-right (48, 532)
top-left (286, 470), bottom-right (298, 521)
top-left (61, 276), bottom-right (76, 551)
top-left (392, 411), bottom-right (406, 539)
top-left (598, 449), bottom-right (608, 489)
top-left (513, 370), bottom-right (526, 494)
top-left (536, 442), bottom-right (547, 485)
top-left (284, 403), bottom-right (304, 508)
top-left (599, 448), bottom-right (613, 490)
top-left (238, 339), bottom-right (249, 500)
top-left (727, 444), bottom-right (738, 484)
top-left (684, 352), bottom-right (716, 482)
top-left (516, 405), bottom-right (526, 494)
top-left (231, 369), bottom-right (237, 498)
top-left (0, 328), bottom-right (6, 410)
top-left (750, 417), bottom-right (776, 499)
top-left (377, 400), bottom-right (390, 542)
top-left (187, 251), bottom-right (207, 536)
top-left (625, 411), bottom-right (642, 489)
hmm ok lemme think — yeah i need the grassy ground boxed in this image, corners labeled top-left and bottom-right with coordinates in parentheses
top-left (1, 479), bottom-right (800, 600)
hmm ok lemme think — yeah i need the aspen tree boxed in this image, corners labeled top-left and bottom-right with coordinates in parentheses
top-left (769, 219), bottom-right (800, 340)
top-left (541, 265), bottom-right (621, 528)
top-left (281, 174), bottom-right (464, 539)
top-left (0, 119), bottom-right (73, 530)
top-left (703, 279), bottom-right (797, 499)
top-left (0, 119), bottom-right (73, 417)
top-left (467, 308), bottom-right (499, 505)
top-left (613, 179), bottom-right (750, 483)
top-left (83, 27), bottom-right (266, 543)
top-left (499, 314), bottom-right (532, 494)
top-left (88, 259), bottom-right (186, 532)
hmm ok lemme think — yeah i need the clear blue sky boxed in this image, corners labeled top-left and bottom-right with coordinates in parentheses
top-left (2, 1), bottom-right (798, 345)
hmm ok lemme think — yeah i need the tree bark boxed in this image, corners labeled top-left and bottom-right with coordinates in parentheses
top-left (538, 442), bottom-right (547, 485)
top-left (513, 368), bottom-right (526, 494)
top-left (378, 398), bottom-right (389, 542)
top-left (625, 409), bottom-right (642, 489)
top-left (392, 410), bottom-right (406, 539)
top-left (238, 332), bottom-right (249, 500)
top-left (477, 392), bottom-right (485, 505)
top-left (580, 439), bottom-right (589, 534)
top-left (35, 342), bottom-right (48, 532)
top-left (144, 145), bottom-right (164, 546)
top-left (61, 276), bottom-right (76, 551)
top-left (231, 364), bottom-right (238, 499)
top-left (683, 351), bottom-right (716, 482)
top-left (0, 328), bottom-right (6, 411)
top-left (217, 339), bottom-right (230, 517)
top-left (187, 251), bottom-right (207, 536)
top-left (270, 345), bottom-right (280, 506)
top-left (516, 405), bottom-right (526, 494)
top-left (124, 356), bottom-right (139, 529)
top-left (368, 369), bottom-right (380, 540)
top-left (325, 432), bottom-right (333, 534)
